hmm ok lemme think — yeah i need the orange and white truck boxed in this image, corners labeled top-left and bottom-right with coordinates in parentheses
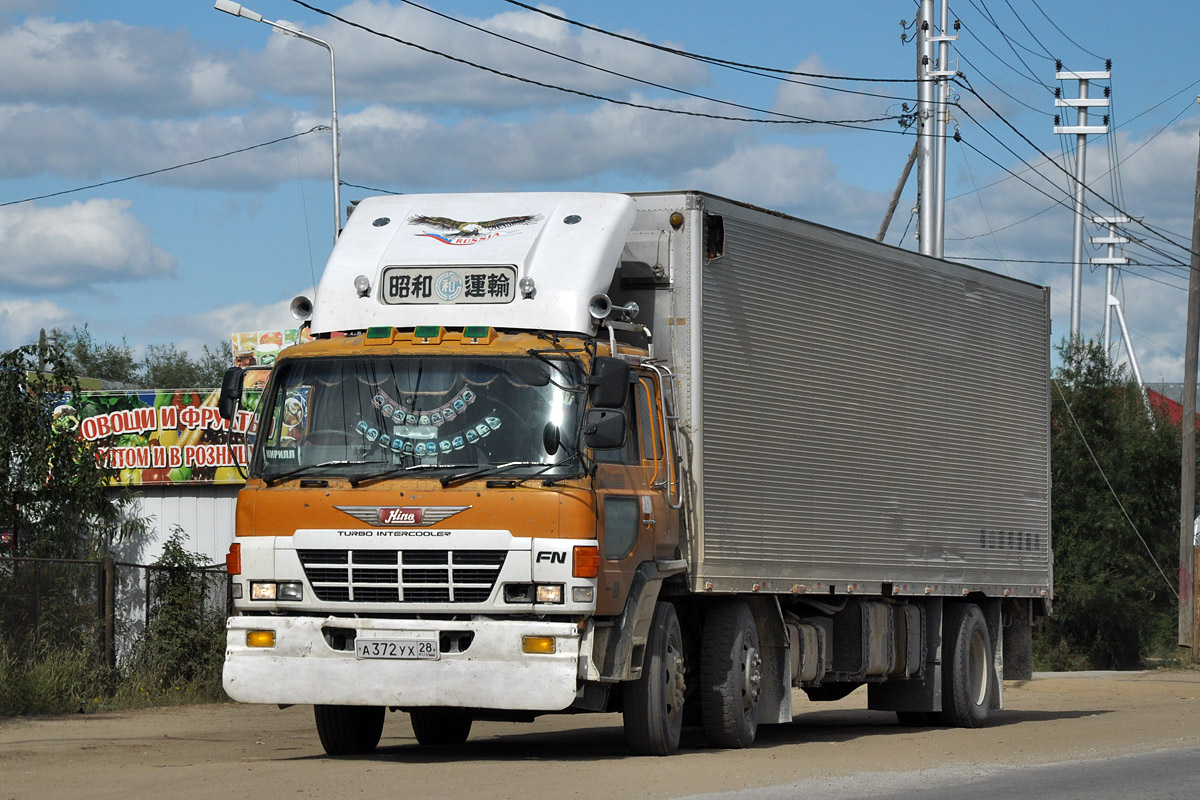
top-left (219, 190), bottom-right (1051, 756)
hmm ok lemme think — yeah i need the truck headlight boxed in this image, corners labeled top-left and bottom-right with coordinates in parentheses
top-left (535, 584), bottom-right (564, 604)
top-left (250, 581), bottom-right (304, 601)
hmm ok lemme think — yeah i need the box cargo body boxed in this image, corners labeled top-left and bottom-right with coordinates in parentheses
top-left (220, 188), bottom-right (1051, 757)
top-left (618, 191), bottom-right (1051, 600)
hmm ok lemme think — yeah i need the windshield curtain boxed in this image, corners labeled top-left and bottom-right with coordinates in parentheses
top-left (252, 354), bottom-right (585, 480)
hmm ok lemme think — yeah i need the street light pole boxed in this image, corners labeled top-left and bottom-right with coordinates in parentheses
top-left (215, 1), bottom-right (341, 241)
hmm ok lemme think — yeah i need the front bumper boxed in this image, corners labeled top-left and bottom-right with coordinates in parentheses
top-left (223, 615), bottom-right (584, 710)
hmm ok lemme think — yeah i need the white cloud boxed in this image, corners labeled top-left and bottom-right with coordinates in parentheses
top-left (936, 116), bottom-right (1200, 380)
top-left (248, 1), bottom-right (711, 111)
top-left (0, 104), bottom-right (326, 187)
top-left (773, 55), bottom-right (904, 127)
top-left (0, 199), bottom-right (176, 290)
top-left (679, 142), bottom-right (893, 233)
top-left (0, 297), bottom-right (75, 351)
top-left (149, 294), bottom-right (315, 360)
top-left (0, 17), bottom-right (254, 116)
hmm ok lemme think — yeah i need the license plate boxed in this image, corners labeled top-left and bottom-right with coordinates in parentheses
top-left (355, 636), bottom-right (439, 660)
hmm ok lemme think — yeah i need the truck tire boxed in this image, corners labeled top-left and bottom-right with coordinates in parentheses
top-left (623, 601), bottom-right (686, 756)
top-left (409, 709), bottom-right (473, 746)
top-left (938, 603), bottom-right (993, 728)
top-left (700, 601), bottom-right (762, 749)
top-left (313, 705), bottom-right (385, 755)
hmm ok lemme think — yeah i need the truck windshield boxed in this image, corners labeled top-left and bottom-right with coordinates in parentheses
top-left (252, 354), bottom-right (586, 483)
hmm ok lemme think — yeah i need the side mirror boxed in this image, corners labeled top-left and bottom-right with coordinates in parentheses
top-left (583, 408), bottom-right (627, 450)
top-left (218, 367), bottom-right (245, 421)
top-left (588, 356), bottom-right (630, 409)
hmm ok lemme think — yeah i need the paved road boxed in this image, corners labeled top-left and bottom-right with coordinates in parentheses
top-left (682, 746), bottom-right (1200, 800)
top-left (1, 670), bottom-right (1198, 800)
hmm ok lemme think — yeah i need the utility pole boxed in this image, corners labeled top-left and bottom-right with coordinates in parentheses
top-left (930, 0), bottom-right (958, 259)
top-left (1054, 63), bottom-right (1111, 339)
top-left (1181, 103), bottom-right (1200, 655)
top-left (917, 0), bottom-right (936, 256)
top-left (876, 142), bottom-right (918, 243)
top-left (1090, 216), bottom-right (1145, 388)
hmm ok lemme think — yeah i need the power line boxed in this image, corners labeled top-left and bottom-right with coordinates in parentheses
top-left (952, 77), bottom-right (1199, 262)
top-left (946, 84), bottom-right (1200, 233)
top-left (1029, 0), bottom-right (1106, 61)
top-left (953, 125), bottom-right (1188, 271)
top-left (0, 126), bottom-right (328, 208)
top-left (498, 0), bottom-right (919, 84)
top-left (342, 180), bottom-right (401, 195)
top-left (955, 48), bottom-right (1055, 117)
top-left (286, 1), bottom-right (906, 131)
top-left (1000, 0), bottom-right (1057, 60)
top-left (954, 2), bottom-right (1054, 89)
top-left (391, 0), bottom-right (908, 123)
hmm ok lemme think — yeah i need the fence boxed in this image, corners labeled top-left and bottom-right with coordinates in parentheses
top-left (0, 556), bottom-right (230, 669)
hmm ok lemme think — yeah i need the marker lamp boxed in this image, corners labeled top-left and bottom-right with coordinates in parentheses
top-left (246, 630), bottom-right (276, 648)
top-left (522, 636), bottom-right (556, 654)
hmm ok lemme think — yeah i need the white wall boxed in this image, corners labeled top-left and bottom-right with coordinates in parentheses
top-left (112, 485), bottom-right (239, 566)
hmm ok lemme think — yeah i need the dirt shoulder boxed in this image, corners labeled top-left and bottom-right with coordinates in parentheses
top-left (2, 670), bottom-right (1198, 800)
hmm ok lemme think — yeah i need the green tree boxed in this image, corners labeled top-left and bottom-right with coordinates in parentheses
top-left (53, 326), bottom-right (231, 388)
top-left (1039, 339), bottom-right (1187, 669)
top-left (127, 527), bottom-right (226, 694)
top-left (0, 344), bottom-right (139, 559)
top-left (54, 325), bottom-right (139, 386)
top-left (141, 341), bottom-right (230, 388)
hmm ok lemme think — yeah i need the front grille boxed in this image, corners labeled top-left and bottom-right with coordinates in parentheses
top-left (298, 549), bottom-right (507, 603)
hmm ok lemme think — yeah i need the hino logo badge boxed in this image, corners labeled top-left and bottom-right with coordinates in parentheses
top-left (334, 505), bottom-right (470, 527)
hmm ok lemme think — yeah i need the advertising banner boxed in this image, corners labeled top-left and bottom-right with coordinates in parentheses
top-left (69, 388), bottom-right (260, 486)
top-left (231, 328), bottom-right (313, 368)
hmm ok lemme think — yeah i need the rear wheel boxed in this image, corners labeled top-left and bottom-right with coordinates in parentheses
top-left (313, 705), bottom-right (385, 755)
top-left (700, 601), bottom-right (762, 749)
top-left (938, 603), bottom-right (993, 727)
top-left (409, 709), bottom-right (473, 746)
top-left (623, 601), bottom-right (686, 756)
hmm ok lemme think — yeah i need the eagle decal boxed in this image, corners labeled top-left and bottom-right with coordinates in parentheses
top-left (408, 214), bottom-right (541, 243)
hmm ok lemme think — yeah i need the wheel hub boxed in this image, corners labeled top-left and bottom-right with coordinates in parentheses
top-left (666, 642), bottom-right (686, 714)
top-left (742, 641), bottom-right (762, 715)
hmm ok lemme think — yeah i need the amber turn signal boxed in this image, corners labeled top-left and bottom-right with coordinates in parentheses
top-left (573, 545), bottom-right (600, 578)
top-left (225, 543), bottom-right (241, 575)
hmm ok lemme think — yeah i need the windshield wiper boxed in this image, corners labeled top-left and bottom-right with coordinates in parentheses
top-left (263, 460), bottom-right (380, 487)
top-left (439, 453), bottom-right (581, 488)
top-left (348, 462), bottom-right (467, 488)
top-left (438, 460), bottom-right (548, 488)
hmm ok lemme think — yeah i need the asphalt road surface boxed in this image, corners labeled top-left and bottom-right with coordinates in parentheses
top-left (2, 670), bottom-right (1198, 800)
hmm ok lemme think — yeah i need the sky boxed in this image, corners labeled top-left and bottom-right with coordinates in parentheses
top-left (0, 0), bottom-right (1198, 382)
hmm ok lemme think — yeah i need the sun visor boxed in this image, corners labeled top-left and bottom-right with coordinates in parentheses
top-left (310, 192), bottom-right (637, 336)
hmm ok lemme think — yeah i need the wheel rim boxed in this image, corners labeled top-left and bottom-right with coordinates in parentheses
top-left (665, 629), bottom-right (685, 718)
top-left (968, 628), bottom-right (989, 706)
top-left (740, 633), bottom-right (762, 719)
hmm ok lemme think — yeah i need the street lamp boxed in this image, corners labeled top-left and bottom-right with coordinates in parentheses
top-left (214, 0), bottom-right (342, 241)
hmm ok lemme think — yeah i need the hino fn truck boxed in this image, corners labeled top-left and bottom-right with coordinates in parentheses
top-left (218, 190), bottom-right (1051, 756)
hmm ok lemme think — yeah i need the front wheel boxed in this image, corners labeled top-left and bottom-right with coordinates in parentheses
top-left (409, 709), bottom-right (473, 746)
top-left (313, 705), bottom-right (385, 755)
top-left (700, 601), bottom-right (762, 749)
top-left (623, 601), bottom-right (686, 756)
top-left (938, 603), bottom-right (993, 727)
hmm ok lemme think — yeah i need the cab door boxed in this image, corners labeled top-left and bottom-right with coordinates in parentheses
top-left (592, 369), bottom-right (676, 616)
